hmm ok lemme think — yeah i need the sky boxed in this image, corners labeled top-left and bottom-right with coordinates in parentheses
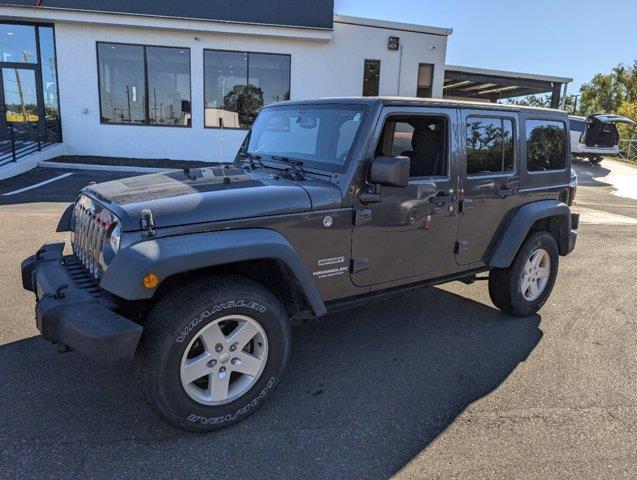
top-left (334, 0), bottom-right (637, 93)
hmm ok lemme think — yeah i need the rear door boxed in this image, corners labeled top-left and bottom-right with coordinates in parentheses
top-left (589, 114), bottom-right (636, 125)
top-left (456, 109), bottom-right (520, 266)
top-left (582, 114), bottom-right (636, 149)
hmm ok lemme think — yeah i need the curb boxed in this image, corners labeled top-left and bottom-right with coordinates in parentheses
top-left (38, 161), bottom-right (174, 173)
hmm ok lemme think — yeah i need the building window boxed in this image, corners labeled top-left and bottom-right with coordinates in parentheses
top-left (416, 63), bottom-right (434, 98)
top-left (97, 42), bottom-right (191, 126)
top-left (526, 120), bottom-right (567, 172)
top-left (204, 50), bottom-right (290, 129)
top-left (0, 24), bottom-right (37, 63)
top-left (362, 59), bottom-right (380, 97)
top-left (38, 26), bottom-right (59, 122)
top-left (466, 117), bottom-right (515, 175)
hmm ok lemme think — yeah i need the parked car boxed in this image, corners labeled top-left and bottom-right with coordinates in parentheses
top-left (569, 114), bottom-right (636, 164)
top-left (22, 98), bottom-right (579, 432)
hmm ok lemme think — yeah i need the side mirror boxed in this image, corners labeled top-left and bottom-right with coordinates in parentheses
top-left (370, 155), bottom-right (410, 187)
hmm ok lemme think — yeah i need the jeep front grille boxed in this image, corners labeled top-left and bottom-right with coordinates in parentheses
top-left (71, 196), bottom-right (112, 279)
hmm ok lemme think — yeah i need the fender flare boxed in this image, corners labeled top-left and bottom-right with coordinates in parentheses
top-left (100, 229), bottom-right (327, 316)
top-left (489, 200), bottom-right (573, 268)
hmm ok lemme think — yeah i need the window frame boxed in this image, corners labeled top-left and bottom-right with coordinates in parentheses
top-left (525, 118), bottom-right (568, 175)
top-left (203, 48), bottom-right (292, 131)
top-left (376, 112), bottom-right (452, 181)
top-left (464, 114), bottom-right (517, 178)
top-left (96, 41), bottom-right (192, 128)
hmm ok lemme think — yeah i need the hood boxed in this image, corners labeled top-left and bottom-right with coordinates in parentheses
top-left (84, 167), bottom-right (337, 231)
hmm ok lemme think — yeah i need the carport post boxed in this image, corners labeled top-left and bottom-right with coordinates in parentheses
top-left (550, 82), bottom-right (562, 109)
top-left (560, 83), bottom-right (568, 111)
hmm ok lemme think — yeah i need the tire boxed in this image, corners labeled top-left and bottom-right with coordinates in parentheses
top-left (136, 275), bottom-right (291, 432)
top-left (488, 231), bottom-right (559, 317)
top-left (589, 155), bottom-right (603, 164)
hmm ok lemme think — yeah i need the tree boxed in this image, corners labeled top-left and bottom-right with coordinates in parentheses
top-left (505, 95), bottom-right (551, 108)
top-left (579, 61), bottom-right (637, 115)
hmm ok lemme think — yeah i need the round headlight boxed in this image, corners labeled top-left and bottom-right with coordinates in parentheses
top-left (109, 222), bottom-right (121, 253)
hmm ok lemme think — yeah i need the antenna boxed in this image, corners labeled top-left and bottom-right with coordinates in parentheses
top-left (218, 76), bottom-right (225, 165)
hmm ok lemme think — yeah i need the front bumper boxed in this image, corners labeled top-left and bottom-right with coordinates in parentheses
top-left (21, 243), bottom-right (142, 363)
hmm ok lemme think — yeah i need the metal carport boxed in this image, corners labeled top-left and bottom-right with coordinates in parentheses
top-left (444, 65), bottom-right (572, 108)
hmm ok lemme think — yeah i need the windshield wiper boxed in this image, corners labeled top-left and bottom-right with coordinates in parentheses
top-left (237, 152), bottom-right (265, 170)
top-left (270, 156), bottom-right (306, 180)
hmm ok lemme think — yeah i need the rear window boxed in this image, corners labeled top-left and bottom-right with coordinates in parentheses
top-left (526, 120), bottom-right (567, 172)
top-left (569, 119), bottom-right (586, 133)
top-left (466, 117), bottom-right (514, 175)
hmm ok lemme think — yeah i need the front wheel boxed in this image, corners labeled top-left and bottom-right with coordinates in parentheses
top-left (136, 276), bottom-right (291, 432)
top-left (489, 231), bottom-right (559, 317)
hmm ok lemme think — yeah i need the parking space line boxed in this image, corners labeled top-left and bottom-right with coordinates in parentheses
top-left (2, 172), bottom-right (74, 197)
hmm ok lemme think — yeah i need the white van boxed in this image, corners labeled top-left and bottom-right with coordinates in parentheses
top-left (569, 114), bottom-right (635, 164)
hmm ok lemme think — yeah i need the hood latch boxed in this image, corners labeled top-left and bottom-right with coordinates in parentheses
top-left (141, 208), bottom-right (156, 238)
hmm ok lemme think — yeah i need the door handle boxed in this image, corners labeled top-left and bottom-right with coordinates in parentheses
top-left (496, 186), bottom-right (516, 199)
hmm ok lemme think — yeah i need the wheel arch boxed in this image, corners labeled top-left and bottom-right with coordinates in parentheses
top-left (489, 200), bottom-right (573, 268)
top-left (100, 229), bottom-right (327, 318)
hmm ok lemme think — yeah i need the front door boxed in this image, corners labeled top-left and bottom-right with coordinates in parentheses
top-left (456, 109), bottom-right (520, 265)
top-left (0, 66), bottom-right (42, 142)
top-left (351, 109), bottom-right (459, 287)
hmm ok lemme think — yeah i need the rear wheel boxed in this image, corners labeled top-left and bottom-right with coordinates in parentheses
top-left (588, 155), bottom-right (603, 164)
top-left (136, 275), bottom-right (291, 432)
top-left (488, 231), bottom-right (559, 317)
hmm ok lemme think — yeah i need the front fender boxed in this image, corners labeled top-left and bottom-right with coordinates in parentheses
top-left (489, 200), bottom-right (574, 268)
top-left (100, 229), bottom-right (327, 316)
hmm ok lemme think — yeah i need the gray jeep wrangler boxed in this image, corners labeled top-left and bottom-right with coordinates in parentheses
top-left (22, 98), bottom-right (578, 431)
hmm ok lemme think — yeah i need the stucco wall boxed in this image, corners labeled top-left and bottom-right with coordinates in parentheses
top-left (51, 18), bottom-right (447, 161)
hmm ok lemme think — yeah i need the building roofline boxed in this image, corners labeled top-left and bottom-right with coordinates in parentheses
top-left (445, 65), bottom-right (572, 84)
top-left (333, 14), bottom-right (453, 36)
top-left (0, 4), bottom-right (333, 41)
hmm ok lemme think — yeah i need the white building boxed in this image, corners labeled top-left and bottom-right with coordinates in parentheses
top-left (0, 1), bottom-right (570, 165)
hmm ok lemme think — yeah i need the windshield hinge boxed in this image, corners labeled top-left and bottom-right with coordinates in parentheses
top-left (354, 209), bottom-right (373, 226)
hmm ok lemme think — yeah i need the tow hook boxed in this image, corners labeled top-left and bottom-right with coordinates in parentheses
top-left (54, 284), bottom-right (69, 299)
top-left (54, 343), bottom-right (72, 354)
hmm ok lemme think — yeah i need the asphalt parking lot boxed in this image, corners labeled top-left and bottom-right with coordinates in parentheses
top-left (0, 160), bottom-right (636, 479)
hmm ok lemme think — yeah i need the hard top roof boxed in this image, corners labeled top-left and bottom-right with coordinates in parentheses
top-left (271, 96), bottom-right (566, 114)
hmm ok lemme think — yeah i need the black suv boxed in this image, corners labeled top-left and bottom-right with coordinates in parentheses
top-left (22, 98), bottom-right (578, 431)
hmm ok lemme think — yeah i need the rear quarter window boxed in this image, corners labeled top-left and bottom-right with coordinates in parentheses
top-left (526, 120), bottom-right (567, 172)
top-left (569, 119), bottom-right (586, 133)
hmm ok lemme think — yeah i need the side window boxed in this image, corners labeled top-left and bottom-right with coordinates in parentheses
top-left (526, 120), bottom-right (567, 172)
top-left (466, 117), bottom-right (514, 175)
top-left (569, 119), bottom-right (585, 133)
top-left (376, 116), bottom-right (448, 178)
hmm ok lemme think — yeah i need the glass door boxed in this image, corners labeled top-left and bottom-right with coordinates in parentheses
top-left (0, 23), bottom-right (60, 146)
top-left (0, 67), bottom-right (41, 140)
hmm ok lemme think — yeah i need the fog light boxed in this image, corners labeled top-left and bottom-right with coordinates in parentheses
top-left (142, 273), bottom-right (159, 289)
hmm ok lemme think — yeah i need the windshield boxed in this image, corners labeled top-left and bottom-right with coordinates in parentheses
top-left (246, 105), bottom-right (368, 172)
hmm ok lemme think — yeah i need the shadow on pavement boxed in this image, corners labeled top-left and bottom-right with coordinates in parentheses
top-left (0, 287), bottom-right (542, 479)
top-left (572, 159), bottom-right (612, 188)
